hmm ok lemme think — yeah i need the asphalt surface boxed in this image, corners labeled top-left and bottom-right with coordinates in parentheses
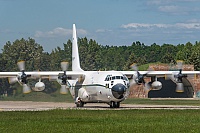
top-left (0, 101), bottom-right (200, 111)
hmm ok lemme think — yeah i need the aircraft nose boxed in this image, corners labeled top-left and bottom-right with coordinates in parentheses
top-left (111, 83), bottom-right (126, 99)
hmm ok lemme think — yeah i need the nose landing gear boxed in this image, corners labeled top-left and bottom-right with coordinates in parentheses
top-left (109, 101), bottom-right (120, 108)
top-left (76, 97), bottom-right (84, 107)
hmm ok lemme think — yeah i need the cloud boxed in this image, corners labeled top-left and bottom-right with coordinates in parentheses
top-left (147, 0), bottom-right (200, 15)
top-left (121, 22), bottom-right (200, 29)
top-left (158, 5), bottom-right (181, 13)
top-left (158, 5), bottom-right (200, 15)
top-left (34, 27), bottom-right (87, 38)
top-left (147, 0), bottom-right (170, 5)
top-left (186, 19), bottom-right (200, 23)
top-left (175, 23), bottom-right (200, 29)
top-left (121, 23), bottom-right (171, 29)
top-left (147, 0), bottom-right (198, 5)
top-left (96, 29), bottom-right (112, 33)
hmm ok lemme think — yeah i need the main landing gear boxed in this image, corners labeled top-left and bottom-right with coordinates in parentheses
top-left (110, 101), bottom-right (120, 108)
top-left (76, 97), bottom-right (84, 107)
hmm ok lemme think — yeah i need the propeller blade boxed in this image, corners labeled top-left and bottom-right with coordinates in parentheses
top-left (176, 83), bottom-right (184, 92)
top-left (22, 84), bottom-right (31, 94)
top-left (60, 85), bottom-right (68, 94)
top-left (177, 60), bottom-right (183, 70)
top-left (144, 83), bottom-right (151, 92)
top-left (130, 63), bottom-right (138, 71)
top-left (17, 61), bottom-right (25, 71)
top-left (129, 78), bottom-right (137, 87)
top-left (61, 62), bottom-right (69, 71)
top-left (8, 77), bottom-right (18, 84)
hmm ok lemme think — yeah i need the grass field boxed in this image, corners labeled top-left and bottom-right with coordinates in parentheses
top-left (1, 93), bottom-right (200, 132)
top-left (0, 109), bottom-right (200, 133)
top-left (122, 98), bottom-right (200, 106)
top-left (0, 91), bottom-right (74, 103)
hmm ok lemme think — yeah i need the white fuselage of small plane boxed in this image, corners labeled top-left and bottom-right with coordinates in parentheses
top-left (68, 71), bottom-right (129, 103)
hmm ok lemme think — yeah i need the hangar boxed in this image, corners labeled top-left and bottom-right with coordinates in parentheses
top-left (129, 63), bottom-right (198, 98)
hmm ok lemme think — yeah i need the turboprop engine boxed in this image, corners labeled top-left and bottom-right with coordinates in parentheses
top-left (165, 60), bottom-right (187, 92)
top-left (49, 62), bottom-right (69, 94)
top-left (8, 61), bottom-right (31, 94)
top-left (130, 63), bottom-right (162, 91)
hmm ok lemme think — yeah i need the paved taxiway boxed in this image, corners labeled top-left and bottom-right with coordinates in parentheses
top-left (0, 101), bottom-right (200, 111)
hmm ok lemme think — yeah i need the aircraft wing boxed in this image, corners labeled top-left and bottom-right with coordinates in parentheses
top-left (36, 71), bottom-right (85, 80)
top-left (121, 71), bottom-right (200, 78)
top-left (0, 71), bottom-right (85, 80)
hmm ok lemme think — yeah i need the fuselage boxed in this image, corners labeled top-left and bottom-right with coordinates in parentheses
top-left (68, 71), bottom-right (129, 103)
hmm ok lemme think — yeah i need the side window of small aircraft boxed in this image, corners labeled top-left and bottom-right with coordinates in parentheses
top-left (116, 76), bottom-right (121, 79)
top-left (105, 75), bottom-right (111, 81)
top-left (112, 76), bottom-right (116, 80)
top-left (123, 75), bottom-right (128, 81)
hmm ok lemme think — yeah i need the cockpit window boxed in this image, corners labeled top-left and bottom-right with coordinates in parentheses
top-left (123, 75), bottom-right (128, 81)
top-left (105, 75), bottom-right (112, 81)
top-left (112, 76), bottom-right (115, 80)
top-left (105, 75), bottom-right (128, 81)
top-left (116, 76), bottom-right (121, 79)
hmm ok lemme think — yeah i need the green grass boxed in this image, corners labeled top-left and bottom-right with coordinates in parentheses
top-left (0, 109), bottom-right (200, 133)
top-left (0, 91), bottom-right (74, 103)
top-left (122, 98), bottom-right (200, 106)
top-left (138, 62), bottom-right (162, 70)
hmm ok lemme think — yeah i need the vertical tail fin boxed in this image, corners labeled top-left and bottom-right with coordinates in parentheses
top-left (72, 24), bottom-right (83, 71)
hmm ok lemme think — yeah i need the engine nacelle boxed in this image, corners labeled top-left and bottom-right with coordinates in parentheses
top-left (33, 81), bottom-right (45, 91)
top-left (151, 81), bottom-right (162, 90)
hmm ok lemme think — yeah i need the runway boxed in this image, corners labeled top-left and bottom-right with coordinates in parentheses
top-left (0, 101), bottom-right (200, 111)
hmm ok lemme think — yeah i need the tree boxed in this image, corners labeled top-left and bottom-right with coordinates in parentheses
top-left (2, 38), bottom-right (44, 71)
top-left (1, 38), bottom-right (44, 95)
top-left (123, 53), bottom-right (137, 70)
top-left (188, 45), bottom-right (200, 70)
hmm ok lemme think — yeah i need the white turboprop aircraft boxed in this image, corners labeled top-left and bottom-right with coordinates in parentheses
top-left (0, 24), bottom-right (199, 108)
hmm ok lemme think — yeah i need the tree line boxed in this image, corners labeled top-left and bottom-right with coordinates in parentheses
top-left (0, 37), bottom-right (200, 96)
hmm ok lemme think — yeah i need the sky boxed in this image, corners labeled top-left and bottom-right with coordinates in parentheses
top-left (1, 0), bottom-right (200, 52)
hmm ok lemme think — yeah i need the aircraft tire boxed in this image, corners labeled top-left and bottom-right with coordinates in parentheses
top-left (110, 101), bottom-right (120, 108)
top-left (76, 101), bottom-right (84, 107)
top-left (116, 102), bottom-right (120, 108)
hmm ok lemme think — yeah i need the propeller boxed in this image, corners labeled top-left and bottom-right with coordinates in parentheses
top-left (174, 69), bottom-right (187, 92)
top-left (17, 61), bottom-right (25, 71)
top-left (130, 63), bottom-right (148, 85)
top-left (8, 61), bottom-right (31, 94)
top-left (166, 60), bottom-right (186, 92)
top-left (176, 83), bottom-right (184, 93)
top-left (8, 77), bottom-right (18, 84)
top-left (22, 84), bottom-right (31, 94)
top-left (174, 69), bottom-right (187, 83)
top-left (58, 62), bottom-right (69, 94)
top-left (60, 85), bottom-right (68, 94)
top-left (58, 62), bottom-right (69, 85)
top-left (174, 61), bottom-right (187, 92)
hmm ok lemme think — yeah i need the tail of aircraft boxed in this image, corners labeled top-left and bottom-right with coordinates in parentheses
top-left (72, 24), bottom-right (83, 72)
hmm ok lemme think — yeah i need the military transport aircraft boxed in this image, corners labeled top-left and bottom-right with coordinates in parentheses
top-left (0, 24), bottom-right (199, 108)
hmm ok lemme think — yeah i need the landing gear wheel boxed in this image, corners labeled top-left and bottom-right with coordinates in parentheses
top-left (110, 101), bottom-right (120, 108)
top-left (76, 101), bottom-right (84, 107)
top-left (76, 97), bottom-right (84, 107)
top-left (116, 102), bottom-right (120, 108)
